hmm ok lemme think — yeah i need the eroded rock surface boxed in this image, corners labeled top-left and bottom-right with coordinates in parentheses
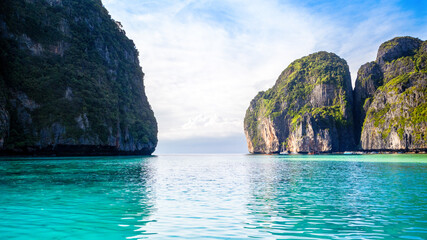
top-left (0, 0), bottom-right (157, 155)
top-left (355, 37), bottom-right (427, 151)
top-left (244, 52), bottom-right (355, 153)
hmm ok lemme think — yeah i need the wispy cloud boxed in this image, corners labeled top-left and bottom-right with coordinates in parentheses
top-left (102, 0), bottom-right (426, 153)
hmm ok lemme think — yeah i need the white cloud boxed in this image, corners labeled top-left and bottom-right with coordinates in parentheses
top-left (102, 0), bottom-right (426, 150)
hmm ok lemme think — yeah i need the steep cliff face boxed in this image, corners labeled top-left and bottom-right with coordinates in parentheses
top-left (0, 80), bottom-right (8, 149)
top-left (353, 62), bottom-right (383, 145)
top-left (0, 0), bottom-right (157, 155)
top-left (355, 37), bottom-right (427, 151)
top-left (244, 52), bottom-right (355, 153)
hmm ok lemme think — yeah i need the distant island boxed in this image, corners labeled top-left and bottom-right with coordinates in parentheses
top-left (244, 36), bottom-right (427, 154)
top-left (0, 0), bottom-right (157, 155)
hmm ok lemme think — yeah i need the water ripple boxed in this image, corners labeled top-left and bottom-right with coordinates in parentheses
top-left (0, 154), bottom-right (426, 239)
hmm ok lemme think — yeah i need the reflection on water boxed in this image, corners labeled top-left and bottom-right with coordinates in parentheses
top-left (245, 156), bottom-right (427, 239)
top-left (0, 154), bottom-right (426, 239)
top-left (0, 157), bottom-right (156, 239)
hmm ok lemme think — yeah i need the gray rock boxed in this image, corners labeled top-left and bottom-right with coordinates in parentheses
top-left (0, 0), bottom-right (157, 156)
top-left (244, 52), bottom-right (355, 154)
top-left (356, 37), bottom-right (427, 151)
top-left (376, 36), bottom-right (422, 67)
top-left (353, 62), bottom-right (383, 145)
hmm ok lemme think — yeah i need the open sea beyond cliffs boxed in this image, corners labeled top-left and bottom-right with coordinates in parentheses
top-left (0, 154), bottom-right (426, 239)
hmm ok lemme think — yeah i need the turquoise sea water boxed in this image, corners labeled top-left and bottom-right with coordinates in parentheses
top-left (0, 154), bottom-right (426, 239)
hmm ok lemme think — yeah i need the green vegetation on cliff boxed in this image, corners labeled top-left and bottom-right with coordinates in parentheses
top-left (359, 37), bottom-right (427, 150)
top-left (266, 52), bottom-right (350, 116)
top-left (246, 36), bottom-right (426, 153)
top-left (244, 51), bottom-right (354, 153)
top-left (0, 0), bottom-right (157, 154)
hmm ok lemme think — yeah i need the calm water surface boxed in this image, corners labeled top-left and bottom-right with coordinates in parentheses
top-left (0, 154), bottom-right (426, 239)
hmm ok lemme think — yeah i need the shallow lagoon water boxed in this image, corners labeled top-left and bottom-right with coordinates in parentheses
top-left (0, 154), bottom-right (426, 239)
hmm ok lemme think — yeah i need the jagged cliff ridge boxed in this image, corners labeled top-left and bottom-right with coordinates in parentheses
top-left (245, 37), bottom-right (426, 154)
top-left (0, 0), bottom-right (157, 155)
top-left (354, 37), bottom-right (426, 151)
top-left (244, 52), bottom-right (355, 154)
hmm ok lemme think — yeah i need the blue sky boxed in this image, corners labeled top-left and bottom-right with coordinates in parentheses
top-left (102, 0), bottom-right (427, 154)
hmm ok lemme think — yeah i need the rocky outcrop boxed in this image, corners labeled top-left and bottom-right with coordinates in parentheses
top-left (244, 52), bottom-right (355, 153)
top-left (0, 81), bottom-right (8, 149)
top-left (355, 37), bottom-right (427, 151)
top-left (376, 37), bottom-right (422, 67)
top-left (0, 0), bottom-right (157, 155)
top-left (245, 36), bottom-right (426, 154)
top-left (245, 113), bottom-right (279, 153)
top-left (353, 62), bottom-right (383, 145)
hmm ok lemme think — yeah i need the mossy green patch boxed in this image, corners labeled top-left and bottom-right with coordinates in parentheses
top-left (0, 0), bottom-right (157, 149)
top-left (411, 103), bottom-right (427, 124)
top-left (244, 51), bottom-right (353, 150)
top-left (363, 43), bottom-right (426, 146)
top-left (371, 104), bottom-right (390, 128)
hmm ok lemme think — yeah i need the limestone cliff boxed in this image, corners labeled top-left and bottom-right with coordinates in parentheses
top-left (355, 37), bottom-right (426, 151)
top-left (353, 62), bottom-right (383, 145)
top-left (0, 0), bottom-right (157, 155)
top-left (244, 52), bottom-right (355, 154)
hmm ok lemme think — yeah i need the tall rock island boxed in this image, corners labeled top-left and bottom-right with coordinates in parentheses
top-left (244, 52), bottom-right (355, 154)
top-left (354, 37), bottom-right (426, 151)
top-left (245, 36), bottom-right (426, 154)
top-left (0, 0), bottom-right (157, 155)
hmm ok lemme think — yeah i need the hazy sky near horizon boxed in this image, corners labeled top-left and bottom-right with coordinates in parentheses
top-left (102, 0), bottom-right (427, 154)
